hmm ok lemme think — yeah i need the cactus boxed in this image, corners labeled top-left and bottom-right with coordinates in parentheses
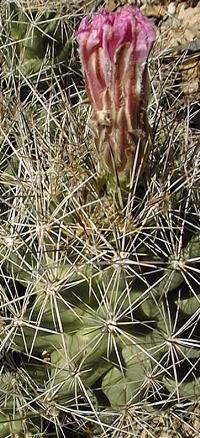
top-left (0, 2), bottom-right (73, 100)
top-left (0, 1), bottom-right (200, 438)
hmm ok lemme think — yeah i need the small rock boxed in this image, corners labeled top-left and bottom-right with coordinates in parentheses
top-left (194, 418), bottom-right (200, 432)
top-left (168, 2), bottom-right (176, 15)
top-left (184, 29), bottom-right (196, 42)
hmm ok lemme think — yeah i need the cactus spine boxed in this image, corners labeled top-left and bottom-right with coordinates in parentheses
top-left (0, 2), bottom-right (200, 438)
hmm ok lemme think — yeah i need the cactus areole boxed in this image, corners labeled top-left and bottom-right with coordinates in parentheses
top-left (76, 6), bottom-right (156, 176)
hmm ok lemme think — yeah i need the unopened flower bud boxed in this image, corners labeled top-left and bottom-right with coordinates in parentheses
top-left (76, 6), bottom-right (156, 177)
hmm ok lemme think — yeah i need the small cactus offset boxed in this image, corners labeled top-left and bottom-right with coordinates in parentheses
top-left (0, 1), bottom-right (200, 438)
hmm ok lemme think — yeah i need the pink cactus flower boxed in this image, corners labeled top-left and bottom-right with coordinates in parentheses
top-left (76, 6), bottom-right (156, 175)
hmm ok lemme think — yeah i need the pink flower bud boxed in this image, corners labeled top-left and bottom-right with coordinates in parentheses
top-left (76, 6), bottom-right (156, 175)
